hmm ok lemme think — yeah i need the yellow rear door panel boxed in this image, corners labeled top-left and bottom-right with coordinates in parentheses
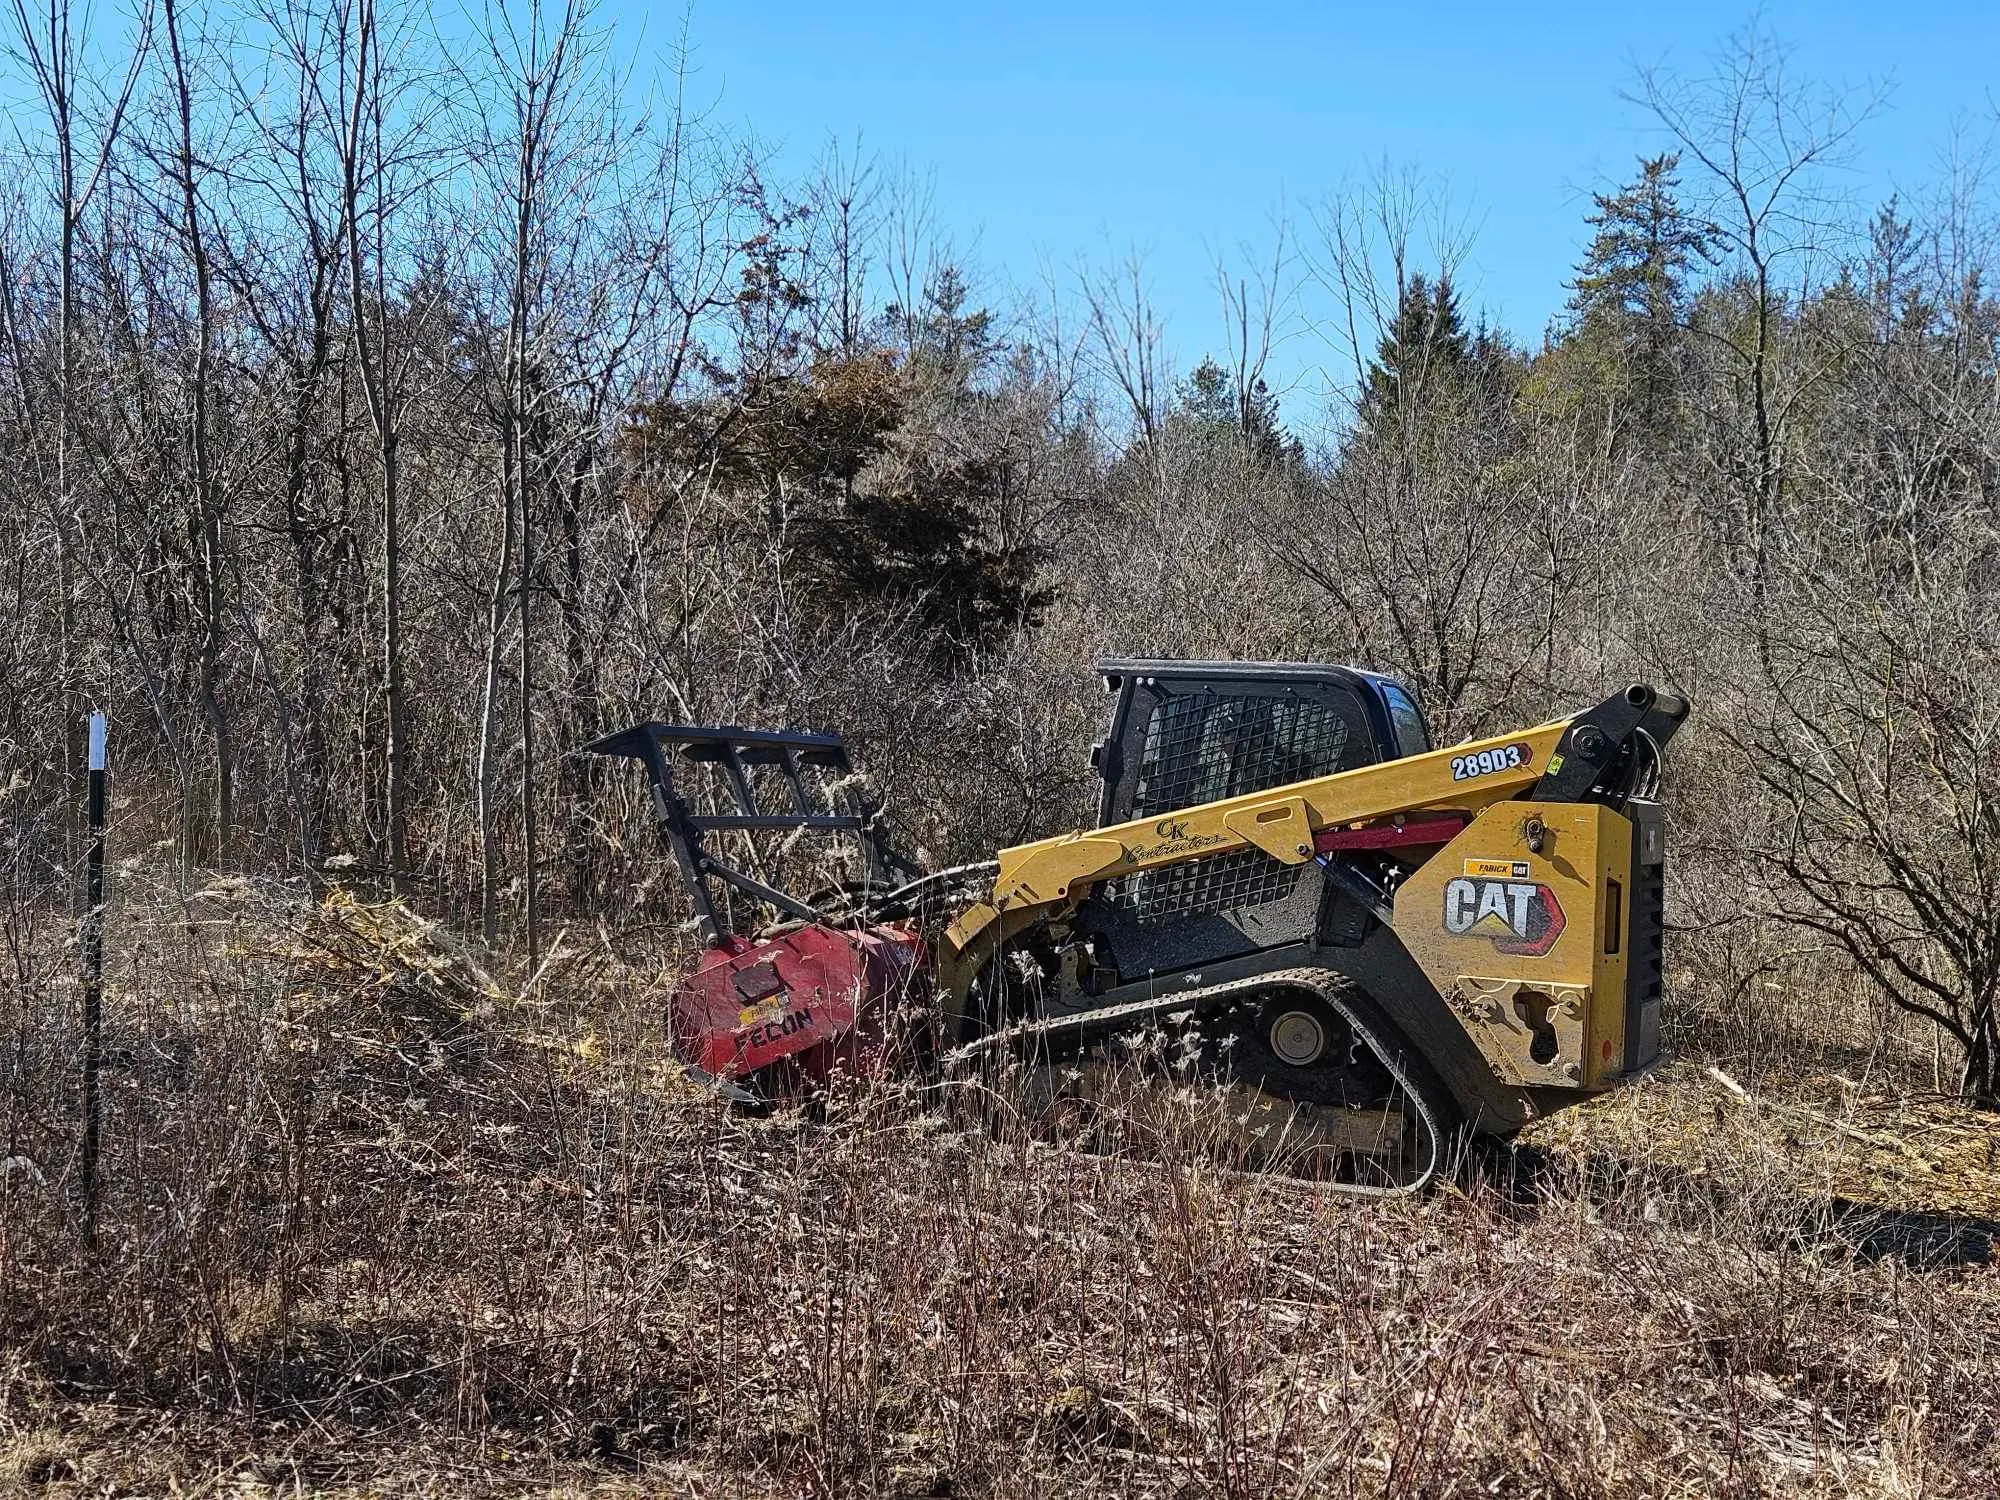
top-left (1393, 802), bottom-right (1633, 1090)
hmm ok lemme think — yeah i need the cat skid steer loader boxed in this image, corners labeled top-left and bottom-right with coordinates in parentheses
top-left (584, 661), bottom-right (1689, 1194)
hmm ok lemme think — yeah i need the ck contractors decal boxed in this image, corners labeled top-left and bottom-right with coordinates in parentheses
top-left (1443, 877), bottom-right (1566, 957)
top-left (1124, 816), bottom-right (1232, 864)
top-left (1450, 743), bottom-right (1533, 782)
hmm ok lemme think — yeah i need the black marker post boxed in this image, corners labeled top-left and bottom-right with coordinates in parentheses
top-left (80, 712), bottom-right (106, 1237)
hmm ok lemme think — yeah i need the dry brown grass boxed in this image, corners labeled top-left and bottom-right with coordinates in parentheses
top-left (1524, 1068), bottom-right (2000, 1227)
top-left (2, 875), bottom-right (1996, 1497)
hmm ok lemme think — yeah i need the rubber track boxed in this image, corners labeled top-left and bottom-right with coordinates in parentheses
top-left (945, 965), bottom-right (1449, 1198)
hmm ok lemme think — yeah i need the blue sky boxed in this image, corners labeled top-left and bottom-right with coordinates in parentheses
top-left (601, 0), bottom-right (1996, 416)
top-left (14, 1), bottom-right (1985, 418)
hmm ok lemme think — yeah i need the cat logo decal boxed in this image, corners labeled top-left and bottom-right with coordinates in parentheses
top-left (1442, 877), bottom-right (1565, 957)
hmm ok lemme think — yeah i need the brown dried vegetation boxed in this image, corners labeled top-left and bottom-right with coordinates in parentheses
top-left (2, 876), bottom-right (1996, 1496)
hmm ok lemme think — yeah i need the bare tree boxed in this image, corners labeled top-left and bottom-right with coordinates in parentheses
top-left (465, 0), bottom-right (653, 957)
top-left (4, 0), bottom-right (152, 781)
top-left (808, 133), bottom-right (881, 359)
top-left (222, 0), bottom-right (363, 869)
top-left (1213, 212), bottom-right (1297, 443)
top-left (153, 0), bottom-right (235, 864)
top-left (1630, 27), bottom-right (1884, 576)
top-left (882, 160), bottom-right (942, 358)
top-left (1305, 159), bottom-right (1474, 419)
top-left (1736, 529), bottom-right (2000, 1106)
top-left (335, 0), bottom-right (445, 884)
top-left (1078, 248), bottom-right (1170, 457)
top-left (1274, 168), bottom-right (1561, 740)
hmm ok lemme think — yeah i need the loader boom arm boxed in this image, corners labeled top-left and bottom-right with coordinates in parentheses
top-left (942, 719), bottom-right (1561, 986)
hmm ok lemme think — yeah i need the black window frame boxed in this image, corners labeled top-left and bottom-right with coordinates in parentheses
top-left (1093, 660), bottom-right (1401, 827)
top-left (1376, 679), bottom-right (1433, 757)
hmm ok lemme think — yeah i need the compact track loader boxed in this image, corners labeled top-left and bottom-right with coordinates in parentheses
top-left (585, 661), bottom-right (1689, 1194)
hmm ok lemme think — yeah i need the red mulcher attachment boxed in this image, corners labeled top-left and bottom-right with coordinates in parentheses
top-left (582, 722), bottom-right (935, 1104)
top-left (673, 924), bottom-right (926, 1090)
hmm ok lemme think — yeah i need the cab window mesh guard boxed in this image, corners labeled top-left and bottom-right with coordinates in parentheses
top-left (1133, 694), bottom-right (1359, 817)
top-left (1113, 691), bottom-right (1363, 924)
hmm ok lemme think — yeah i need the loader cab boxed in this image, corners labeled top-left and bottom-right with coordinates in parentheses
top-left (1090, 658), bottom-right (1431, 828)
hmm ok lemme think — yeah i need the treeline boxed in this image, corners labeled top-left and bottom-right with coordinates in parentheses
top-left (1, 6), bottom-right (1998, 1101)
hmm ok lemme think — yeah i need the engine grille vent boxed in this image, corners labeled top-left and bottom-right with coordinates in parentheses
top-left (1104, 847), bottom-right (1305, 926)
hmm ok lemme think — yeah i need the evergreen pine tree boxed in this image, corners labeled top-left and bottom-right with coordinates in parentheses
top-left (1863, 197), bottom-right (1930, 340)
top-left (1178, 357), bottom-right (1236, 431)
top-left (1567, 153), bottom-right (1714, 449)
top-left (1363, 273), bottom-right (1472, 424)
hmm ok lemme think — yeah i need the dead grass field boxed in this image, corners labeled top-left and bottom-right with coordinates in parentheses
top-left (3, 878), bottom-right (1997, 1497)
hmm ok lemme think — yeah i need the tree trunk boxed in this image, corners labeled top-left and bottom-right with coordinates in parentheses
top-left (1965, 999), bottom-right (1999, 1111)
top-left (167, 0), bottom-right (234, 869)
top-left (476, 468), bottom-right (517, 944)
top-left (382, 429), bottom-right (408, 882)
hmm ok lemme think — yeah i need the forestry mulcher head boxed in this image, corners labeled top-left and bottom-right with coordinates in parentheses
top-left (586, 663), bottom-right (1690, 1192)
top-left (577, 722), bottom-right (947, 1102)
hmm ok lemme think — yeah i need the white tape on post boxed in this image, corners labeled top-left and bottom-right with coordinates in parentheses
top-left (88, 712), bottom-right (107, 772)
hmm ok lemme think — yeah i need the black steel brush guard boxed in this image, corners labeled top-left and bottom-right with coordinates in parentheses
top-left (581, 722), bottom-right (910, 947)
